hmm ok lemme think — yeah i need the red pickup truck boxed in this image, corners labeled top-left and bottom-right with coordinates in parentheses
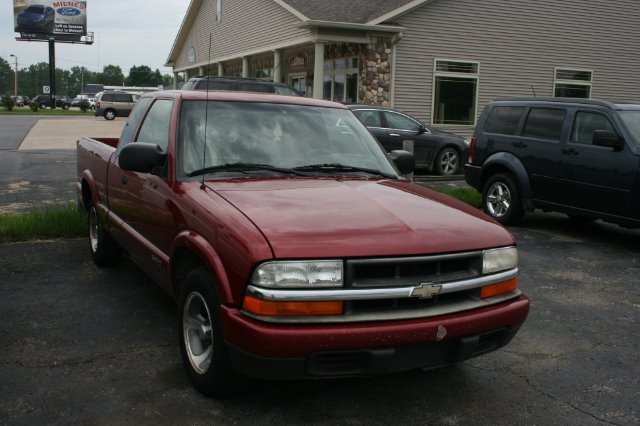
top-left (77, 90), bottom-right (529, 397)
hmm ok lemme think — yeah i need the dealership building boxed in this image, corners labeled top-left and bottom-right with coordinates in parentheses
top-left (165, 0), bottom-right (640, 137)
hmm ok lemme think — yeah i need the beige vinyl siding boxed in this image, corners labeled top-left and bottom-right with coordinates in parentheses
top-left (173, 0), bottom-right (309, 70)
top-left (393, 0), bottom-right (640, 138)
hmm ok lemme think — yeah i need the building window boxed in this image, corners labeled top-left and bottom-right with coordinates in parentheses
top-left (323, 57), bottom-right (359, 103)
top-left (554, 68), bottom-right (592, 98)
top-left (433, 59), bottom-right (479, 125)
top-left (216, 0), bottom-right (221, 21)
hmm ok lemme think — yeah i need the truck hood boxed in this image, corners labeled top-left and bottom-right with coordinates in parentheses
top-left (209, 178), bottom-right (514, 259)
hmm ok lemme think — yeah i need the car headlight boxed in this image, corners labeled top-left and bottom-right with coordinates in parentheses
top-left (482, 247), bottom-right (518, 274)
top-left (251, 260), bottom-right (343, 288)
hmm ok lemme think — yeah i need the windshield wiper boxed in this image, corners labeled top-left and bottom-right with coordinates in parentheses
top-left (293, 163), bottom-right (396, 179)
top-left (187, 163), bottom-right (306, 177)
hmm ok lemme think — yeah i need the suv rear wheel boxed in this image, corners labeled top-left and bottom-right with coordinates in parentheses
top-left (482, 173), bottom-right (524, 225)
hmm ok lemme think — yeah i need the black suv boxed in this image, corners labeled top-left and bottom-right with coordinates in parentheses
top-left (182, 76), bottom-right (303, 96)
top-left (465, 97), bottom-right (640, 227)
top-left (33, 94), bottom-right (71, 110)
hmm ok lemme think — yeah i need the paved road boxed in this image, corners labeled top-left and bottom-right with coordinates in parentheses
top-left (0, 115), bottom-right (124, 214)
top-left (1, 214), bottom-right (638, 425)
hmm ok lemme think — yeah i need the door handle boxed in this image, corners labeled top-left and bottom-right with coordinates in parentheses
top-left (121, 175), bottom-right (128, 185)
top-left (389, 133), bottom-right (401, 137)
top-left (512, 141), bottom-right (527, 148)
top-left (561, 149), bottom-right (579, 156)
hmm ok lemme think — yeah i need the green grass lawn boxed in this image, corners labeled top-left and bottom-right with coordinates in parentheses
top-left (0, 108), bottom-right (93, 116)
top-left (0, 203), bottom-right (86, 242)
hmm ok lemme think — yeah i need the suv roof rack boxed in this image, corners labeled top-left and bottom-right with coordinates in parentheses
top-left (492, 97), bottom-right (615, 108)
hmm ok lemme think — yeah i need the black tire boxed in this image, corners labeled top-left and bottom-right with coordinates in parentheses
top-left (62, 103), bottom-right (70, 110)
top-left (482, 173), bottom-right (524, 225)
top-left (104, 109), bottom-right (116, 120)
top-left (178, 267), bottom-right (249, 397)
top-left (88, 204), bottom-right (121, 266)
top-left (434, 147), bottom-right (460, 176)
top-left (39, 102), bottom-right (47, 109)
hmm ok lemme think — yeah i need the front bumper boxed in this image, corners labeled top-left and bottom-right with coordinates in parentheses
top-left (220, 295), bottom-right (529, 380)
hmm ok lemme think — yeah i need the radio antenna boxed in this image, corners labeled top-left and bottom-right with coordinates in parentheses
top-left (201, 34), bottom-right (213, 190)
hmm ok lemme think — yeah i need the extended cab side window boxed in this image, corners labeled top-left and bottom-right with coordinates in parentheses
top-left (136, 99), bottom-right (174, 153)
top-left (117, 97), bottom-right (152, 155)
top-left (484, 106), bottom-right (524, 135)
top-left (523, 108), bottom-right (566, 140)
top-left (571, 111), bottom-right (615, 145)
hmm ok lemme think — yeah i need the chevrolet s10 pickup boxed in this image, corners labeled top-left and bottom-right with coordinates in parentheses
top-left (76, 90), bottom-right (529, 397)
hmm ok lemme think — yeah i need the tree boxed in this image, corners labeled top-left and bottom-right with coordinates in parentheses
top-left (100, 64), bottom-right (125, 86)
top-left (126, 65), bottom-right (155, 87)
top-left (0, 57), bottom-right (15, 96)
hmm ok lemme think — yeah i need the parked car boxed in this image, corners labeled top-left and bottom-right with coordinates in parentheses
top-left (465, 97), bottom-right (640, 227)
top-left (347, 105), bottom-right (469, 175)
top-left (11, 96), bottom-right (25, 107)
top-left (15, 4), bottom-right (55, 33)
top-left (94, 91), bottom-right (140, 120)
top-left (33, 95), bottom-right (71, 110)
top-left (182, 76), bottom-right (303, 96)
top-left (72, 96), bottom-right (96, 110)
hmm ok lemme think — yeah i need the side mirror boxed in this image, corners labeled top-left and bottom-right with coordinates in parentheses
top-left (417, 124), bottom-right (427, 135)
top-left (389, 150), bottom-right (415, 175)
top-left (593, 130), bottom-right (623, 150)
top-left (119, 142), bottom-right (167, 173)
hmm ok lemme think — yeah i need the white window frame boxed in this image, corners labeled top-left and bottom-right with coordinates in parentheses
top-left (553, 67), bottom-right (593, 98)
top-left (431, 58), bottom-right (480, 126)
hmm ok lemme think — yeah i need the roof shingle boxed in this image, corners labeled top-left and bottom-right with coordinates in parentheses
top-left (279, 0), bottom-right (418, 23)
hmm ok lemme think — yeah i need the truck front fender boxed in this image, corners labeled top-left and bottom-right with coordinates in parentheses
top-left (170, 231), bottom-right (234, 305)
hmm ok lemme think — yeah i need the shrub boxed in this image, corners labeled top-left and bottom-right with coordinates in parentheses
top-left (79, 99), bottom-right (90, 112)
top-left (2, 95), bottom-right (15, 111)
top-left (29, 100), bottom-right (39, 112)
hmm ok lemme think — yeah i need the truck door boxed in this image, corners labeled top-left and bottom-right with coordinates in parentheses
top-left (557, 110), bottom-right (637, 217)
top-left (108, 98), bottom-right (176, 288)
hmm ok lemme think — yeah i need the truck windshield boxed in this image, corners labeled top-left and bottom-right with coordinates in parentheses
top-left (619, 111), bottom-right (640, 147)
top-left (178, 101), bottom-right (399, 179)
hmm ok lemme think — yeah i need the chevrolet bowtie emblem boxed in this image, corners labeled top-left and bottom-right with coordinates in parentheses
top-left (411, 283), bottom-right (442, 299)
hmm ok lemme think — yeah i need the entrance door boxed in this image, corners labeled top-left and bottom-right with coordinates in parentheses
top-left (289, 74), bottom-right (307, 97)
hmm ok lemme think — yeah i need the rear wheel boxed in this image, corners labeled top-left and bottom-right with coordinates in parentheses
top-left (434, 147), bottom-right (460, 176)
top-left (178, 267), bottom-right (249, 397)
top-left (482, 173), bottom-right (524, 225)
top-left (104, 109), bottom-right (116, 120)
top-left (88, 204), bottom-right (121, 266)
top-left (39, 102), bottom-right (47, 109)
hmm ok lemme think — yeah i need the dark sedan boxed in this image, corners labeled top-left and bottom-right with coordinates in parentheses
top-left (347, 105), bottom-right (469, 175)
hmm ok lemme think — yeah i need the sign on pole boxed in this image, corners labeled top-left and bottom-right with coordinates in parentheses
top-left (43, 86), bottom-right (50, 94)
top-left (13, 1), bottom-right (88, 40)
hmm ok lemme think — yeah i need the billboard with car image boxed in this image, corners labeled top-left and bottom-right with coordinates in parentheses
top-left (13, 0), bottom-right (87, 38)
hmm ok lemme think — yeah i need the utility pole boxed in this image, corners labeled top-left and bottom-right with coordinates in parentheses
top-left (9, 54), bottom-right (18, 97)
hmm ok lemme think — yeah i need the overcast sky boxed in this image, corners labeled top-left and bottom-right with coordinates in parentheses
top-left (0, 0), bottom-right (191, 76)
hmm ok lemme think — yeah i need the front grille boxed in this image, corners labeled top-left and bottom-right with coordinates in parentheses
top-left (346, 252), bottom-right (483, 288)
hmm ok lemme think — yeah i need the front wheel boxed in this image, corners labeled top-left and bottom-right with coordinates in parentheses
top-left (39, 102), bottom-right (47, 109)
top-left (178, 267), bottom-right (249, 397)
top-left (88, 204), bottom-right (121, 266)
top-left (482, 173), bottom-right (524, 225)
top-left (62, 103), bottom-right (70, 110)
top-left (434, 147), bottom-right (460, 176)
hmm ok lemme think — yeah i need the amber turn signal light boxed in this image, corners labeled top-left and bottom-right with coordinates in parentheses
top-left (480, 278), bottom-right (518, 299)
top-left (243, 296), bottom-right (343, 316)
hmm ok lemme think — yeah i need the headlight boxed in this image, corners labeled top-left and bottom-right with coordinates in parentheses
top-left (252, 260), bottom-right (343, 288)
top-left (482, 247), bottom-right (518, 274)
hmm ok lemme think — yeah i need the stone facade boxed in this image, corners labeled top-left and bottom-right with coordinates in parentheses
top-left (359, 37), bottom-right (392, 106)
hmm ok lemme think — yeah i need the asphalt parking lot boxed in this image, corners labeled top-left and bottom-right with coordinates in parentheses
top-left (0, 115), bottom-right (639, 424)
